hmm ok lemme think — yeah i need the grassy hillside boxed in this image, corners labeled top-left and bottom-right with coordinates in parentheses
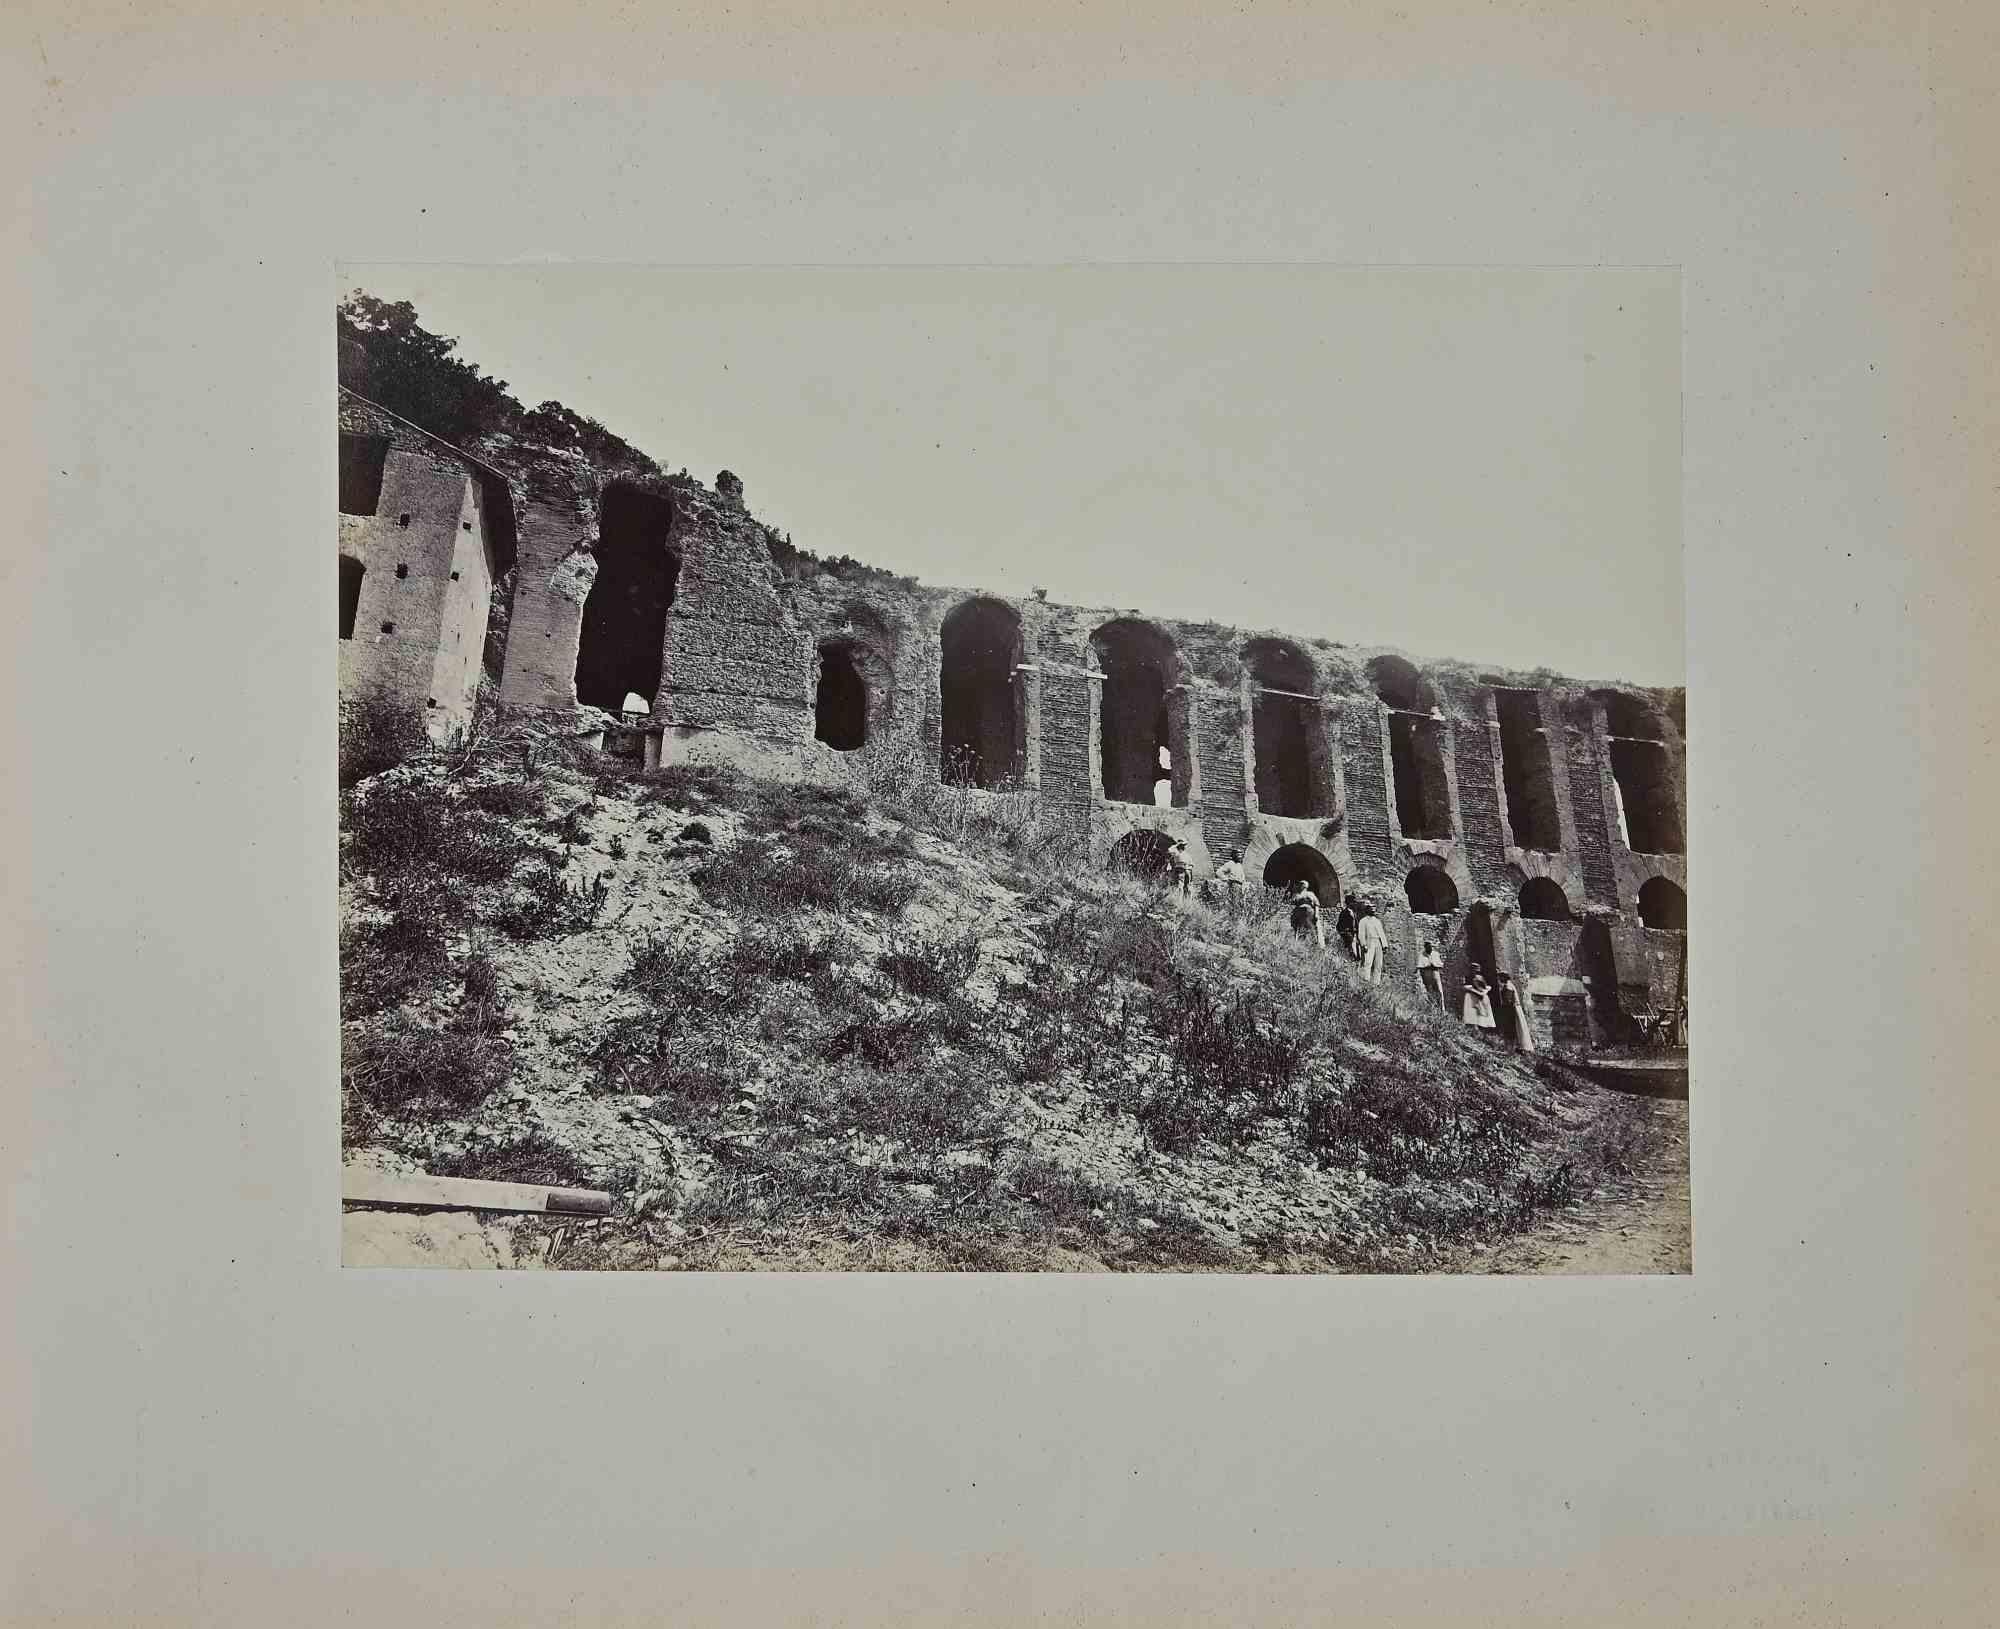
top-left (338, 705), bottom-right (1664, 1272)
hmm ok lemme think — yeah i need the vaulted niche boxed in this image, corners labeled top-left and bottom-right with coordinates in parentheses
top-left (1518, 877), bottom-right (1572, 920)
top-left (1245, 639), bottom-right (1331, 818)
top-left (940, 597), bottom-right (1025, 787)
top-left (1600, 692), bottom-right (1684, 855)
top-left (1370, 655), bottom-right (1451, 840)
top-left (1638, 876), bottom-right (1687, 931)
top-left (1092, 618), bottom-right (1186, 806)
top-left (338, 557), bottom-right (364, 639)
top-left (1494, 688), bottom-right (1561, 852)
top-left (1405, 865), bottom-right (1459, 914)
top-left (338, 433), bottom-right (390, 516)
top-left (814, 640), bottom-right (868, 751)
top-left (1262, 842), bottom-right (1339, 905)
top-left (1110, 829), bottom-right (1176, 881)
top-left (575, 485), bottom-right (680, 713)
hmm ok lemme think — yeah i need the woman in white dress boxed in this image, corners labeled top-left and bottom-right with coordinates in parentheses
top-left (1462, 963), bottom-right (1497, 1030)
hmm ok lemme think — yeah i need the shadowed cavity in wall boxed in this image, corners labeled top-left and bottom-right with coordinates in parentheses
top-left (575, 485), bottom-right (679, 713)
top-left (814, 640), bottom-right (868, 751)
top-left (1245, 639), bottom-right (1331, 818)
top-left (1599, 691), bottom-right (1685, 855)
top-left (1093, 617), bottom-right (1186, 806)
top-left (1370, 655), bottom-right (1451, 840)
top-left (940, 597), bottom-right (1024, 788)
top-left (1263, 842), bottom-right (1339, 904)
top-left (1495, 687), bottom-right (1561, 851)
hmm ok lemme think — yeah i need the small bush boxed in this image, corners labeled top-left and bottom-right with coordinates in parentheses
top-left (339, 898), bottom-right (453, 1019)
top-left (454, 946), bottom-right (507, 1034)
top-left (342, 1014), bottom-right (513, 1115)
top-left (691, 831), bottom-right (917, 918)
top-left (879, 926), bottom-right (983, 1000)
top-left (466, 778), bottom-right (546, 820)
top-left (339, 693), bottom-right (429, 790)
top-left (492, 856), bottom-right (610, 940)
top-left (428, 1132), bottom-right (596, 1190)
top-left (731, 922), bottom-right (851, 985)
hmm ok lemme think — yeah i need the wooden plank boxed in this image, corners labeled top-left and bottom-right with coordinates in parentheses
top-left (341, 1169), bottom-right (613, 1216)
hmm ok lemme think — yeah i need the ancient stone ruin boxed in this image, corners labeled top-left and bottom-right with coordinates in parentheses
top-left (338, 384), bottom-right (1688, 1048)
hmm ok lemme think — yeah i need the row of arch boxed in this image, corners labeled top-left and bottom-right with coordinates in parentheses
top-left (559, 491), bottom-right (1681, 855)
top-left (1107, 833), bottom-right (1685, 930)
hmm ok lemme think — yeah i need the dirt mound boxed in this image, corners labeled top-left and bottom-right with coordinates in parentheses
top-left (338, 720), bottom-right (1668, 1271)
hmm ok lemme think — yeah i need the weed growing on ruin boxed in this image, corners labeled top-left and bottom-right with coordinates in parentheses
top-left (339, 693), bottom-right (430, 789)
top-left (879, 925), bottom-right (983, 1000)
top-left (427, 1132), bottom-right (596, 1190)
top-left (342, 1012), bottom-right (514, 1116)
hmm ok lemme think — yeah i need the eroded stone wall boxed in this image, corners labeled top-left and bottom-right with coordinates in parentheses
top-left (353, 420), bottom-right (1688, 1027)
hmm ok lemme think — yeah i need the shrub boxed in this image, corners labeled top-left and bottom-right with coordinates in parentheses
top-left (492, 856), bottom-right (610, 940)
top-left (466, 778), bottom-right (546, 820)
top-left (690, 830), bottom-right (917, 918)
top-left (879, 926), bottom-right (982, 1000)
top-left (428, 1131), bottom-right (595, 1190)
top-left (339, 693), bottom-right (429, 790)
top-left (339, 897), bottom-right (453, 1019)
top-left (454, 946), bottom-right (507, 1034)
top-left (342, 776), bottom-right (532, 890)
top-left (342, 1013), bottom-right (513, 1115)
top-left (731, 922), bottom-right (852, 985)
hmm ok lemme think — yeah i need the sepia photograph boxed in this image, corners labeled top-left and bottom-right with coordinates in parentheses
top-left (336, 263), bottom-right (1688, 1273)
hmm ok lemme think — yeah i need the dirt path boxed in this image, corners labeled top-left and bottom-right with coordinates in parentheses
top-left (1462, 1101), bottom-right (1691, 1275)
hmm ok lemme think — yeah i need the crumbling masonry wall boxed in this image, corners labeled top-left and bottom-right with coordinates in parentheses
top-left (336, 390), bottom-right (512, 744)
top-left (342, 411), bottom-right (1688, 1033)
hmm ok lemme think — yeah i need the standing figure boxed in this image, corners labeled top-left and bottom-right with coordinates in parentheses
top-left (1334, 894), bottom-right (1360, 960)
top-left (1462, 963), bottom-right (1497, 1030)
top-left (1492, 972), bottom-right (1521, 1044)
top-left (1507, 974), bottom-right (1539, 1052)
top-left (1213, 849), bottom-right (1246, 911)
top-left (1166, 837), bottom-right (1193, 896)
top-left (1286, 879), bottom-right (1325, 949)
top-left (1355, 902), bottom-right (1387, 984)
top-left (1416, 939), bottom-right (1446, 1012)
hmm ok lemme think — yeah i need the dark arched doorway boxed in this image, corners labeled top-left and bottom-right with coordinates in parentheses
top-left (940, 598), bottom-right (1024, 787)
top-left (1262, 843), bottom-right (1339, 905)
top-left (1637, 877), bottom-right (1687, 930)
top-left (1518, 877), bottom-right (1572, 920)
top-left (1244, 640), bottom-right (1330, 818)
top-left (1092, 618), bottom-right (1185, 806)
top-left (814, 641), bottom-right (868, 751)
top-left (1110, 830), bottom-right (1175, 881)
top-left (576, 485), bottom-right (680, 712)
top-left (1405, 865), bottom-right (1459, 914)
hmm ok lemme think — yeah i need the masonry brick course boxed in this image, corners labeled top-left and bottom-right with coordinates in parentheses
top-left (338, 396), bottom-right (1687, 1028)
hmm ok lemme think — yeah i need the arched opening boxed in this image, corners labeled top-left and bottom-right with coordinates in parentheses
top-left (1245, 640), bottom-right (1330, 817)
top-left (940, 598), bottom-right (1024, 787)
top-left (814, 641), bottom-right (868, 751)
top-left (1405, 865), bottom-right (1459, 914)
top-left (338, 557), bottom-right (364, 639)
top-left (1110, 830), bottom-right (1175, 881)
top-left (1262, 843), bottom-right (1339, 905)
top-left (1464, 901), bottom-right (1499, 987)
top-left (1607, 737), bottom-right (1685, 855)
top-left (1637, 877), bottom-right (1687, 931)
top-left (576, 485), bottom-right (680, 713)
top-left (338, 433), bottom-right (389, 516)
top-left (1369, 656), bottom-right (1451, 839)
top-left (1519, 877), bottom-right (1572, 920)
top-left (1494, 688), bottom-right (1561, 851)
top-left (1092, 618), bottom-right (1186, 807)
top-left (1601, 691), bottom-right (1669, 741)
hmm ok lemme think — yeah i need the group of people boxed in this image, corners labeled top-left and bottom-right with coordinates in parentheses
top-left (1146, 841), bottom-right (1542, 1050)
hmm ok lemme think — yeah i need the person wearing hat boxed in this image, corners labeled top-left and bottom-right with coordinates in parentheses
top-left (1416, 938), bottom-right (1446, 1012)
top-left (1354, 900), bottom-right (1387, 983)
top-left (1286, 878), bottom-right (1325, 949)
top-left (1334, 893), bottom-right (1361, 960)
top-left (1462, 963), bottom-right (1497, 1029)
top-left (1213, 848), bottom-right (1246, 910)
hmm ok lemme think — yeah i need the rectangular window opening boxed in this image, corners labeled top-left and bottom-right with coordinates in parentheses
top-left (1495, 689), bottom-right (1562, 852)
top-left (338, 433), bottom-right (391, 516)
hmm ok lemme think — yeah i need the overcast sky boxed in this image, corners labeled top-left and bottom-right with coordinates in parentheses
top-left (340, 263), bottom-right (1682, 686)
